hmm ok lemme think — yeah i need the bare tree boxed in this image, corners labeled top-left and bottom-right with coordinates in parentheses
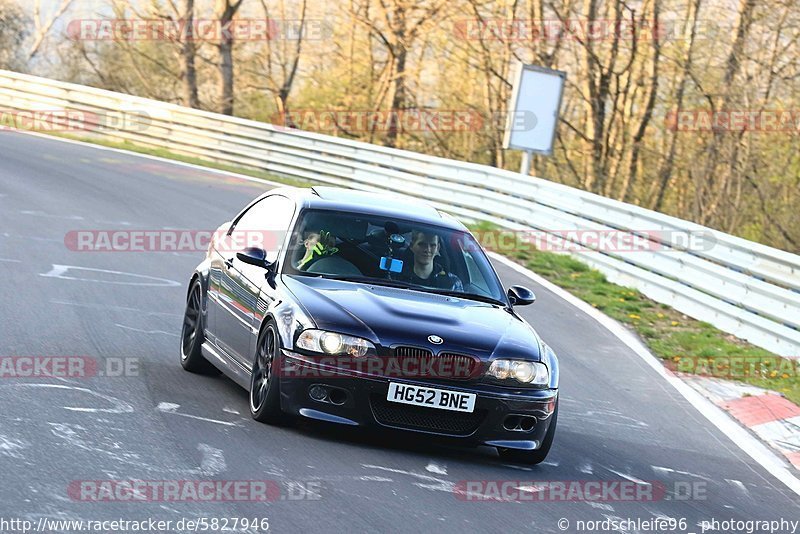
top-left (0, 0), bottom-right (30, 70)
top-left (350, 0), bottom-right (446, 147)
top-left (28, 0), bottom-right (74, 60)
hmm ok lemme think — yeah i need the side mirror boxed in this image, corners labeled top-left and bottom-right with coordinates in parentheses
top-left (236, 247), bottom-right (274, 269)
top-left (508, 285), bottom-right (536, 306)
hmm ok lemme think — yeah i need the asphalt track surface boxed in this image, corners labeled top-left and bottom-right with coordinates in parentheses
top-left (0, 132), bottom-right (798, 533)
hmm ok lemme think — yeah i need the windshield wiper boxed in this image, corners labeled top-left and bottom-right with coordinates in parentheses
top-left (426, 289), bottom-right (508, 307)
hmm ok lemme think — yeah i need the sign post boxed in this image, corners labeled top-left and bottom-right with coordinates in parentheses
top-left (503, 63), bottom-right (566, 175)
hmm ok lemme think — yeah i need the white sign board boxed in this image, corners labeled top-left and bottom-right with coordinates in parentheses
top-left (503, 64), bottom-right (566, 156)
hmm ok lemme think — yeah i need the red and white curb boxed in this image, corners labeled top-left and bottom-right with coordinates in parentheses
top-left (720, 394), bottom-right (800, 469)
top-left (678, 376), bottom-right (800, 470)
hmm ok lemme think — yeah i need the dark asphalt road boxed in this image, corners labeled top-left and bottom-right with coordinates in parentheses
top-left (1, 132), bottom-right (798, 534)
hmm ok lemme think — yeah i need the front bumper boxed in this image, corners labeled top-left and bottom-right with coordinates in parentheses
top-left (278, 350), bottom-right (558, 450)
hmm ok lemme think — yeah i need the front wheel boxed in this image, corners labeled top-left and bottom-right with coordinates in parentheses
top-left (180, 280), bottom-right (217, 374)
top-left (498, 399), bottom-right (558, 465)
top-left (249, 322), bottom-right (292, 425)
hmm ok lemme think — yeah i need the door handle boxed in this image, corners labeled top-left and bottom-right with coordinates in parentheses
top-left (224, 258), bottom-right (234, 269)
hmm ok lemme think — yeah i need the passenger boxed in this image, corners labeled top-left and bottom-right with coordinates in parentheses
top-left (296, 229), bottom-right (338, 270)
top-left (400, 230), bottom-right (463, 291)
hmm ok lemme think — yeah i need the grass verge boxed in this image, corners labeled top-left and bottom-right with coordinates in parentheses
top-left (469, 221), bottom-right (800, 405)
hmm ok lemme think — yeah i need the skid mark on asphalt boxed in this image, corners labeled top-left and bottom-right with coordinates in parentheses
top-left (6, 383), bottom-right (133, 414)
top-left (156, 402), bottom-right (242, 427)
top-left (41, 264), bottom-right (181, 287)
top-left (115, 324), bottom-right (179, 337)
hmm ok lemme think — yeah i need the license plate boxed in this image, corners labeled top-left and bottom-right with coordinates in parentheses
top-left (386, 382), bottom-right (476, 413)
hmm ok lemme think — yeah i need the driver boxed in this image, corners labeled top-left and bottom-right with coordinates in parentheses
top-left (296, 229), bottom-right (338, 270)
top-left (400, 230), bottom-right (463, 291)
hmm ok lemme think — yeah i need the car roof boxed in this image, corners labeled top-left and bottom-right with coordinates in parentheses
top-left (265, 186), bottom-right (466, 231)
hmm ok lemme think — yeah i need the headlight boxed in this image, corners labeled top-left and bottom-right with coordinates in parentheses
top-left (296, 329), bottom-right (374, 358)
top-left (488, 359), bottom-right (549, 385)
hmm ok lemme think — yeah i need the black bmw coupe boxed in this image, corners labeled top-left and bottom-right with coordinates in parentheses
top-left (180, 186), bottom-right (559, 464)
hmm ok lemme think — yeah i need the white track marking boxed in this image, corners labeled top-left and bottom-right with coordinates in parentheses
top-left (726, 478), bottom-right (750, 496)
top-left (425, 462), bottom-right (447, 475)
top-left (156, 402), bottom-right (241, 427)
top-left (0, 435), bottom-right (29, 459)
top-left (652, 466), bottom-right (712, 482)
top-left (604, 467), bottom-right (651, 486)
top-left (489, 252), bottom-right (800, 498)
top-left (19, 210), bottom-right (84, 220)
top-left (361, 464), bottom-right (457, 495)
top-left (197, 443), bottom-right (227, 476)
top-left (0, 258), bottom-right (21, 263)
top-left (5, 384), bottom-right (133, 414)
top-left (587, 502), bottom-right (615, 511)
top-left (115, 324), bottom-right (179, 337)
top-left (41, 264), bottom-right (181, 287)
top-left (50, 300), bottom-right (181, 317)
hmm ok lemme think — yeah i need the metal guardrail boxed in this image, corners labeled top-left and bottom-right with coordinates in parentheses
top-left (2, 69), bottom-right (799, 357)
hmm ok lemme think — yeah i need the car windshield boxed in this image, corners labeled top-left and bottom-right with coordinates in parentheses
top-left (283, 209), bottom-right (508, 305)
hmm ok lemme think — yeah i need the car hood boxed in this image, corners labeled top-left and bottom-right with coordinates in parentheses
top-left (282, 275), bottom-right (542, 361)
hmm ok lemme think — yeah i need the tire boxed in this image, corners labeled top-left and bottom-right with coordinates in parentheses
top-left (498, 398), bottom-right (558, 465)
top-left (249, 322), bottom-right (292, 425)
top-left (180, 279), bottom-right (217, 374)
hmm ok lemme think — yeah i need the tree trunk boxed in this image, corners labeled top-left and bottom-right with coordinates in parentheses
top-left (216, 0), bottom-right (243, 116)
top-left (385, 4), bottom-right (407, 148)
top-left (180, 0), bottom-right (199, 108)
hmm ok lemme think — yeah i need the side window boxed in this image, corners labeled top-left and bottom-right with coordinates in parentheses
top-left (229, 195), bottom-right (295, 258)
